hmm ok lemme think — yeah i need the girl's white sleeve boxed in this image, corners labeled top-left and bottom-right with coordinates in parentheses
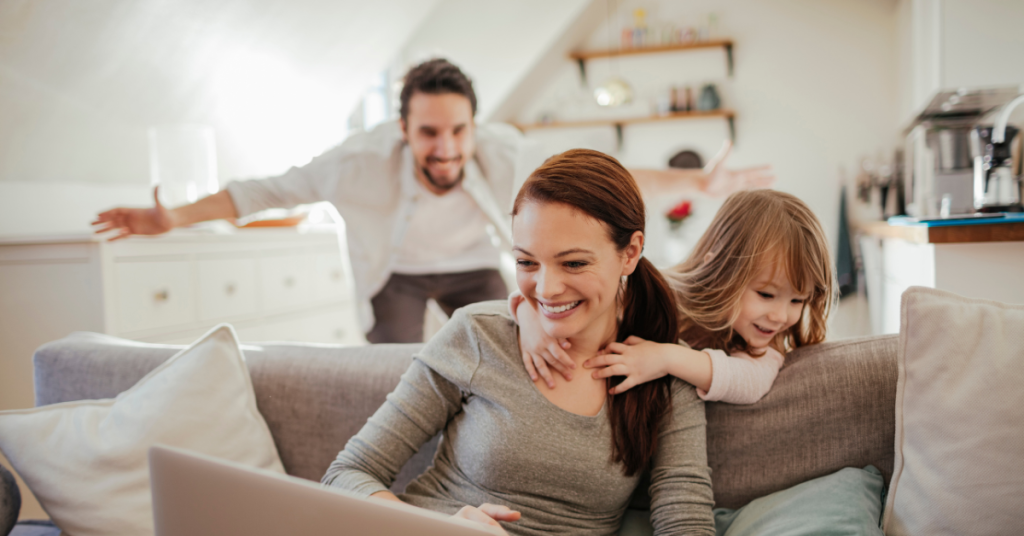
top-left (696, 347), bottom-right (784, 405)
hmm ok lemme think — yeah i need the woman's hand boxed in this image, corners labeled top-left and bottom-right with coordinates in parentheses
top-left (585, 336), bottom-right (678, 395)
top-left (516, 298), bottom-right (574, 388)
top-left (451, 503), bottom-right (520, 534)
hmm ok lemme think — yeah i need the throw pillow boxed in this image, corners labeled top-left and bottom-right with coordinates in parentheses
top-left (616, 466), bottom-right (885, 536)
top-left (714, 466), bottom-right (884, 536)
top-left (0, 325), bottom-right (284, 536)
top-left (883, 287), bottom-right (1024, 535)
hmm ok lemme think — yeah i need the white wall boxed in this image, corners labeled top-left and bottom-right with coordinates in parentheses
top-left (0, 0), bottom-right (441, 236)
top-left (390, 0), bottom-right (594, 121)
top-left (504, 0), bottom-right (900, 267)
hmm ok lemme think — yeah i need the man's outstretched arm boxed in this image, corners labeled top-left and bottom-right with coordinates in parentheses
top-left (628, 140), bottom-right (774, 198)
top-left (92, 187), bottom-right (238, 241)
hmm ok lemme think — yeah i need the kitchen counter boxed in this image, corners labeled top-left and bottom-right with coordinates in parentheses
top-left (856, 217), bottom-right (1024, 244)
top-left (855, 216), bottom-right (1024, 334)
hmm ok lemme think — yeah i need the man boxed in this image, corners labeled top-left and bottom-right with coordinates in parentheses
top-left (93, 59), bottom-right (772, 343)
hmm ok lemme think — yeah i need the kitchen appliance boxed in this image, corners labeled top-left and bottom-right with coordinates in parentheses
top-left (905, 120), bottom-right (977, 217)
top-left (903, 87), bottom-right (1023, 217)
top-left (971, 125), bottom-right (1021, 211)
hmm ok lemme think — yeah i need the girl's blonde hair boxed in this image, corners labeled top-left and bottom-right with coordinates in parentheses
top-left (665, 189), bottom-right (835, 355)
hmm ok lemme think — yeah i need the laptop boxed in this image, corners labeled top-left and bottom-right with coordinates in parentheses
top-left (149, 445), bottom-right (501, 535)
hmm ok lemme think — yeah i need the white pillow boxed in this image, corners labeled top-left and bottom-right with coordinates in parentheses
top-left (0, 325), bottom-right (284, 536)
top-left (883, 287), bottom-right (1024, 535)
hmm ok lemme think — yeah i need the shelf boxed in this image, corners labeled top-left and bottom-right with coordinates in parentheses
top-left (570, 39), bottom-right (734, 80)
top-left (513, 109), bottom-right (736, 149)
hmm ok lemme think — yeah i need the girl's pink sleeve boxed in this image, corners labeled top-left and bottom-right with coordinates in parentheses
top-left (507, 290), bottom-right (525, 325)
top-left (696, 347), bottom-right (784, 405)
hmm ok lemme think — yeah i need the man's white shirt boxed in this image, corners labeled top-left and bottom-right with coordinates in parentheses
top-left (225, 120), bottom-right (543, 332)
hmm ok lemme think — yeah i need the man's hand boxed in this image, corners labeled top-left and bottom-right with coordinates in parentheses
top-left (702, 140), bottom-right (774, 197)
top-left (92, 186), bottom-right (176, 241)
top-left (451, 503), bottom-right (520, 534)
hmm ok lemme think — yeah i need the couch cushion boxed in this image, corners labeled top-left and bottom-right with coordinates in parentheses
top-left (883, 287), bottom-right (1024, 535)
top-left (706, 334), bottom-right (898, 509)
top-left (32, 333), bottom-right (429, 491)
top-left (1, 326), bottom-right (284, 536)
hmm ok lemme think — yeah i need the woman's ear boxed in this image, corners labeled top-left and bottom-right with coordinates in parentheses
top-left (621, 231), bottom-right (644, 276)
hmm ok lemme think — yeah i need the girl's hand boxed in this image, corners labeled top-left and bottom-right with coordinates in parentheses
top-left (585, 336), bottom-right (676, 395)
top-left (451, 503), bottom-right (520, 534)
top-left (516, 299), bottom-right (574, 388)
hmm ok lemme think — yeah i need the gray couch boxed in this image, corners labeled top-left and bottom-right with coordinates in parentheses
top-left (2, 332), bottom-right (898, 535)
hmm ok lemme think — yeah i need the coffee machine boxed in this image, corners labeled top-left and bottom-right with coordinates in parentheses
top-left (971, 93), bottom-right (1024, 212)
top-left (904, 87), bottom-right (1024, 218)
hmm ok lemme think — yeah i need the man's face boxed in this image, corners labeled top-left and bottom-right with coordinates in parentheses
top-left (401, 92), bottom-right (476, 195)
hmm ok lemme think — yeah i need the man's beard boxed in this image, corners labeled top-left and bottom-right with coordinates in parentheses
top-left (421, 161), bottom-right (465, 192)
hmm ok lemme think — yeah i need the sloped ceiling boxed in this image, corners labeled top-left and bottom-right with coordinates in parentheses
top-left (0, 0), bottom-right (439, 184)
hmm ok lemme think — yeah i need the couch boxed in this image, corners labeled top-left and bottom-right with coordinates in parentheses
top-left (1, 331), bottom-right (898, 535)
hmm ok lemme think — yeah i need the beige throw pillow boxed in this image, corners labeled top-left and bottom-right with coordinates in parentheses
top-left (883, 287), bottom-right (1024, 535)
top-left (0, 325), bottom-right (284, 536)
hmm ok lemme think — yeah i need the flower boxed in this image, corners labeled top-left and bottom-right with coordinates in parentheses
top-left (666, 199), bottom-right (693, 224)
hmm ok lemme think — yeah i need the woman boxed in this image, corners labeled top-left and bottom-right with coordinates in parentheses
top-left (322, 149), bottom-right (714, 535)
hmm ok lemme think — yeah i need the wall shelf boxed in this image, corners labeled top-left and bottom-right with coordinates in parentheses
top-left (513, 109), bottom-right (736, 149)
top-left (570, 39), bottom-right (734, 81)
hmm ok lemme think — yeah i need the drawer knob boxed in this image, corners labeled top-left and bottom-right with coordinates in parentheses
top-left (153, 289), bottom-right (169, 303)
top-left (334, 328), bottom-right (345, 340)
top-left (225, 283), bottom-right (236, 295)
top-left (284, 277), bottom-right (296, 288)
top-left (331, 270), bottom-right (342, 281)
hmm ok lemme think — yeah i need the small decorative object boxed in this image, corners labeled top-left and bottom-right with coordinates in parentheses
top-left (666, 199), bottom-right (693, 230)
top-left (697, 84), bottom-right (721, 111)
top-left (595, 76), bottom-right (634, 107)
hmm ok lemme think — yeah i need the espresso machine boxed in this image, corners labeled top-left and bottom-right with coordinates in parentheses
top-left (972, 94), bottom-right (1024, 212)
top-left (904, 87), bottom-right (1024, 218)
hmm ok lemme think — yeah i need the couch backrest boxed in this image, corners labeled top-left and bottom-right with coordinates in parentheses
top-left (705, 335), bottom-right (897, 508)
top-left (33, 332), bottom-right (897, 509)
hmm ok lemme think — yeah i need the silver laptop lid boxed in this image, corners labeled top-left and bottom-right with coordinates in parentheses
top-left (149, 445), bottom-right (500, 536)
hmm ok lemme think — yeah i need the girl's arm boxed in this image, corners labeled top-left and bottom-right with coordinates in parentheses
top-left (696, 347), bottom-right (784, 405)
top-left (509, 291), bottom-right (575, 388)
top-left (586, 336), bottom-right (711, 395)
top-left (586, 338), bottom-right (784, 404)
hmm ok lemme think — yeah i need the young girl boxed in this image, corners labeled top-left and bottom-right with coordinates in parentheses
top-left (513, 189), bottom-right (835, 404)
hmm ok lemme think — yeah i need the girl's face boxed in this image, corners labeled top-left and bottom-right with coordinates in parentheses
top-left (512, 200), bottom-right (641, 345)
top-left (734, 263), bottom-right (809, 351)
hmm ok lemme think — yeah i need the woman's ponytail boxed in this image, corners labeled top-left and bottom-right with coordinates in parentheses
top-left (609, 257), bottom-right (678, 476)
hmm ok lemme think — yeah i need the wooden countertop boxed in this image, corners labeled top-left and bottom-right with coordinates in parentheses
top-left (856, 219), bottom-right (1024, 244)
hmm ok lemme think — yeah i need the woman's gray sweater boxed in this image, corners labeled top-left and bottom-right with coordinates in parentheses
top-left (322, 301), bottom-right (714, 535)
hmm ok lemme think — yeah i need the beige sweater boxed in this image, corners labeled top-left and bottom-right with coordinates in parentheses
top-left (322, 301), bottom-right (714, 536)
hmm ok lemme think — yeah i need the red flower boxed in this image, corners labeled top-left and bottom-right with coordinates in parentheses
top-left (666, 200), bottom-right (693, 223)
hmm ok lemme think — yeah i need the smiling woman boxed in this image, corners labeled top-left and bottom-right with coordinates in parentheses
top-left (322, 149), bottom-right (714, 535)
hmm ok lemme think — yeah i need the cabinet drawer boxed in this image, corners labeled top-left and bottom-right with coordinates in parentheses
top-left (260, 255), bottom-right (315, 311)
top-left (313, 253), bottom-right (349, 302)
top-left (115, 261), bottom-right (195, 333)
top-left (197, 258), bottom-right (258, 321)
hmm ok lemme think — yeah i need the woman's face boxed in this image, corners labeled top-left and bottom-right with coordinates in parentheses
top-left (512, 200), bottom-right (642, 345)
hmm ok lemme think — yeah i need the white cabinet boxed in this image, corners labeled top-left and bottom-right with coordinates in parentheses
top-left (897, 0), bottom-right (1024, 124)
top-left (859, 234), bottom-right (1024, 334)
top-left (0, 227), bottom-right (364, 415)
